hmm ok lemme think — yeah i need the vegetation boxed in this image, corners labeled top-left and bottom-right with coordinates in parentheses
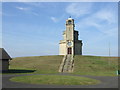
top-left (10, 75), bottom-right (100, 85)
top-left (73, 55), bottom-right (118, 76)
top-left (9, 55), bottom-right (118, 76)
top-left (9, 55), bottom-right (63, 74)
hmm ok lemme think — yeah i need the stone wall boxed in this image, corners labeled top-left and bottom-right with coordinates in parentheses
top-left (59, 42), bottom-right (66, 55)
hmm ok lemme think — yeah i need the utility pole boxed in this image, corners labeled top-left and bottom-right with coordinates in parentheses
top-left (109, 42), bottom-right (111, 57)
top-left (108, 42), bottom-right (111, 65)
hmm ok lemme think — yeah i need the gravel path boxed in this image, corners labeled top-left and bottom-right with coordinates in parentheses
top-left (2, 73), bottom-right (119, 88)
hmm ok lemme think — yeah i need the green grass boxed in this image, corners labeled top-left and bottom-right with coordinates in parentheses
top-left (9, 55), bottom-right (63, 74)
top-left (10, 75), bottom-right (100, 85)
top-left (9, 55), bottom-right (118, 76)
top-left (73, 55), bottom-right (118, 76)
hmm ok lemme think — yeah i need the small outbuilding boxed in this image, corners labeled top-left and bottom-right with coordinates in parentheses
top-left (0, 48), bottom-right (12, 71)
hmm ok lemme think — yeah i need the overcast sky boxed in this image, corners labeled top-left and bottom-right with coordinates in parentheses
top-left (1, 2), bottom-right (118, 57)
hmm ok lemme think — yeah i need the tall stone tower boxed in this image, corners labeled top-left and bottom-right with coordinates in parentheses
top-left (59, 17), bottom-right (82, 55)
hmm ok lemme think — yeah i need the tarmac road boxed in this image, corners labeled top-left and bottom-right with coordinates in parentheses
top-left (2, 73), bottom-right (119, 88)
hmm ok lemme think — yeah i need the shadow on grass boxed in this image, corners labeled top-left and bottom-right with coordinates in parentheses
top-left (2, 69), bottom-right (36, 73)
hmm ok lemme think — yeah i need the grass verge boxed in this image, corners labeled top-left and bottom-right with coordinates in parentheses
top-left (10, 75), bottom-right (100, 85)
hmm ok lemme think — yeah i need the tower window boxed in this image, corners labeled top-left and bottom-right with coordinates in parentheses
top-left (68, 20), bottom-right (72, 24)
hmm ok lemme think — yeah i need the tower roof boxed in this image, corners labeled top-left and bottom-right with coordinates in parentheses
top-left (68, 18), bottom-right (72, 20)
top-left (68, 16), bottom-right (73, 20)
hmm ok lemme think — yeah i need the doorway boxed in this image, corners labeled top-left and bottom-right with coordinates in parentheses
top-left (68, 48), bottom-right (72, 54)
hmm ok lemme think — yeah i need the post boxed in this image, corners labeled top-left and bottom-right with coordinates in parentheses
top-left (108, 42), bottom-right (111, 65)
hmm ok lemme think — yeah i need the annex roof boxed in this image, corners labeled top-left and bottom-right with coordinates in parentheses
top-left (0, 48), bottom-right (12, 60)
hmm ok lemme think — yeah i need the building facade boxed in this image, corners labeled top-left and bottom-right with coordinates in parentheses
top-left (59, 18), bottom-right (82, 55)
top-left (0, 48), bottom-right (12, 71)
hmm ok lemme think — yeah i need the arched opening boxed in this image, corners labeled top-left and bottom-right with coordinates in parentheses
top-left (68, 20), bottom-right (72, 24)
top-left (67, 48), bottom-right (72, 54)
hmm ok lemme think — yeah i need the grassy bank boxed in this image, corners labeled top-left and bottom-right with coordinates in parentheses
top-left (9, 55), bottom-right (118, 76)
top-left (73, 55), bottom-right (118, 76)
top-left (9, 55), bottom-right (63, 74)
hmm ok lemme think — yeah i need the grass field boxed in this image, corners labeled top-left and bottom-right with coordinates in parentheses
top-left (73, 55), bottom-right (118, 76)
top-left (10, 75), bottom-right (100, 85)
top-left (9, 55), bottom-right (118, 76)
top-left (9, 55), bottom-right (63, 74)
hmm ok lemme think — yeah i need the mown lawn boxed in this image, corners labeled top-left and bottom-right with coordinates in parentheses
top-left (10, 75), bottom-right (100, 85)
